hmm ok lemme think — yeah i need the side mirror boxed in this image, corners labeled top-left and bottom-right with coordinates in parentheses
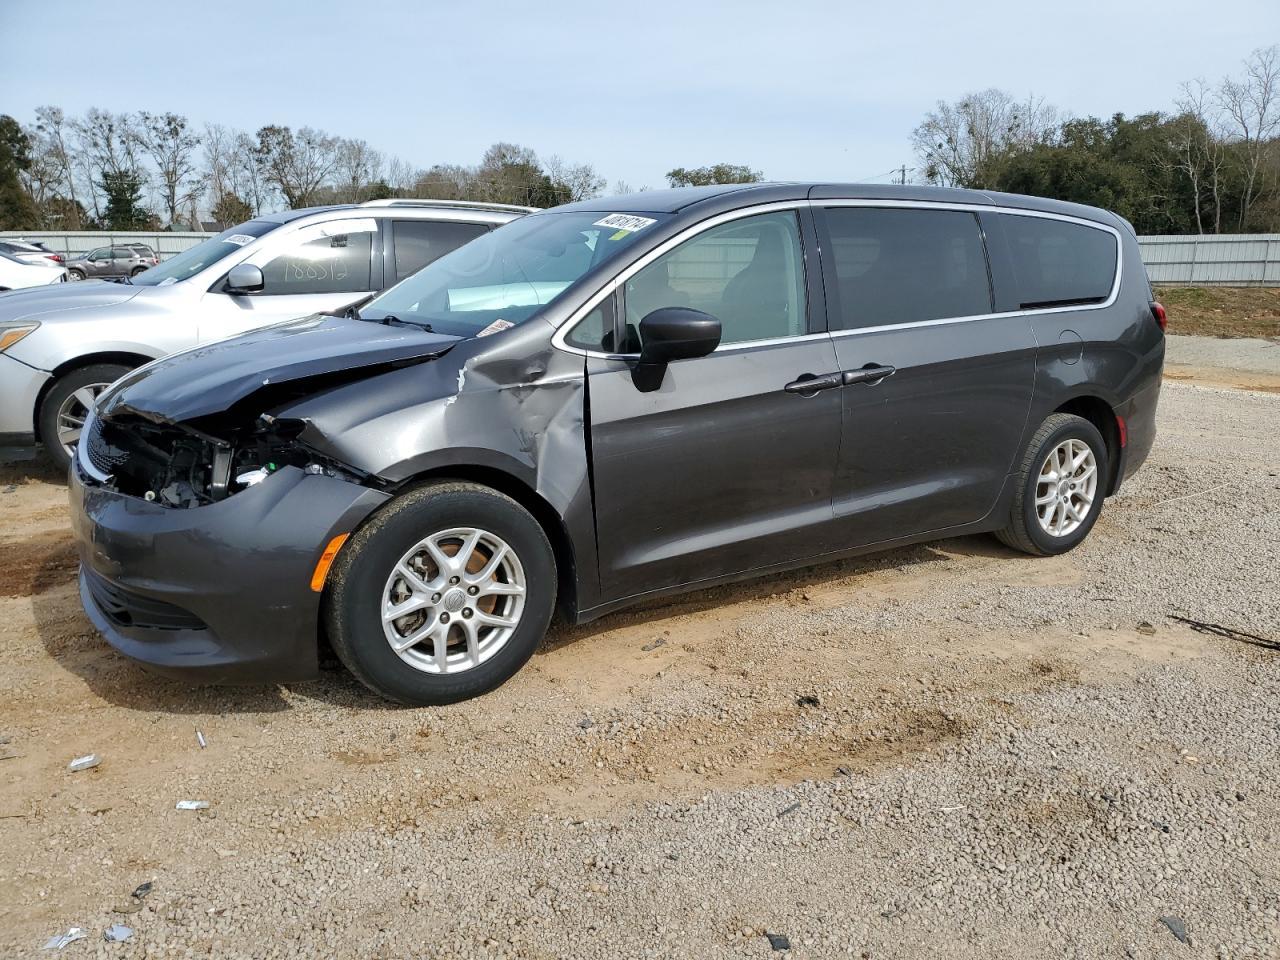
top-left (226, 263), bottom-right (265, 294)
top-left (632, 307), bottom-right (721, 392)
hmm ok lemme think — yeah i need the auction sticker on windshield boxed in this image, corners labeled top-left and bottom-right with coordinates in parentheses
top-left (593, 214), bottom-right (657, 233)
top-left (222, 234), bottom-right (256, 246)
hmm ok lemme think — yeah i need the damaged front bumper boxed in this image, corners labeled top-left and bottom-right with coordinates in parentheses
top-left (70, 459), bottom-right (389, 683)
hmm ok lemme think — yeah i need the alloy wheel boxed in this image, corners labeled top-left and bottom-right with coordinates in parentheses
top-left (1035, 438), bottom-right (1098, 537)
top-left (380, 527), bottom-right (527, 674)
top-left (56, 383), bottom-right (111, 457)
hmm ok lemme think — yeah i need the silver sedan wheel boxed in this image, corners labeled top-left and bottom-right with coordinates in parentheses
top-left (1035, 438), bottom-right (1098, 537)
top-left (56, 383), bottom-right (111, 456)
top-left (381, 527), bottom-right (526, 675)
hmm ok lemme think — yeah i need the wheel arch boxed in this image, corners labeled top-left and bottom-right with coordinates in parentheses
top-left (1053, 394), bottom-right (1121, 495)
top-left (379, 465), bottom-right (580, 621)
top-left (32, 351), bottom-right (156, 440)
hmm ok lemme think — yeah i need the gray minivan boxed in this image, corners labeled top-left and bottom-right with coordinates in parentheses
top-left (70, 184), bottom-right (1164, 705)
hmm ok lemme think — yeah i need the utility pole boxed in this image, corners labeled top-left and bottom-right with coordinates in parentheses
top-left (898, 165), bottom-right (907, 185)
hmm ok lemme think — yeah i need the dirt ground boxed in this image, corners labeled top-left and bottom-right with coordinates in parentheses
top-left (1155, 285), bottom-right (1280, 339)
top-left (1, 344), bottom-right (1278, 959)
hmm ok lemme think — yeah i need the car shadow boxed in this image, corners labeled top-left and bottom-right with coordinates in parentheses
top-left (0, 456), bottom-right (64, 486)
top-left (31, 520), bottom-right (1014, 714)
top-left (540, 535), bottom-right (1015, 653)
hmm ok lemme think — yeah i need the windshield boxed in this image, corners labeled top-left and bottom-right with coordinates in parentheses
top-left (362, 211), bottom-right (668, 335)
top-left (130, 220), bottom-right (277, 286)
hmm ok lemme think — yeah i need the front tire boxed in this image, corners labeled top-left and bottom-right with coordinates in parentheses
top-left (325, 482), bottom-right (556, 705)
top-left (39, 363), bottom-right (132, 471)
top-left (996, 413), bottom-right (1108, 556)
top-left (130, 266), bottom-right (147, 277)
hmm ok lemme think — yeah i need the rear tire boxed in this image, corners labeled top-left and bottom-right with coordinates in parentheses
top-left (67, 268), bottom-right (84, 281)
top-left (130, 266), bottom-right (147, 277)
top-left (39, 363), bottom-right (132, 472)
top-left (325, 482), bottom-right (556, 705)
top-left (996, 413), bottom-right (1108, 556)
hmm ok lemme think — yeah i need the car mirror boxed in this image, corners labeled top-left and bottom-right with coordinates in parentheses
top-left (226, 263), bottom-right (265, 294)
top-left (631, 307), bottom-right (721, 392)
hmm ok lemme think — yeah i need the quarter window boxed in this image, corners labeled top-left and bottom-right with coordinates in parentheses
top-left (821, 208), bottom-right (992, 330)
top-left (392, 220), bottom-right (489, 283)
top-left (624, 211), bottom-right (806, 346)
top-left (255, 221), bottom-right (376, 295)
top-left (999, 214), bottom-right (1117, 308)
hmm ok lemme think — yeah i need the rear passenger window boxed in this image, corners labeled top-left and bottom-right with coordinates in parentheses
top-left (999, 214), bottom-right (1117, 309)
top-left (821, 208), bottom-right (991, 329)
top-left (392, 220), bottom-right (489, 283)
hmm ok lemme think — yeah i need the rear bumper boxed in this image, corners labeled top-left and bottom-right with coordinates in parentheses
top-left (69, 461), bottom-right (389, 684)
top-left (1115, 376), bottom-right (1161, 491)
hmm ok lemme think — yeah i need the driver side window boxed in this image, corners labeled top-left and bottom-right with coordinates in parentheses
top-left (623, 211), bottom-right (806, 348)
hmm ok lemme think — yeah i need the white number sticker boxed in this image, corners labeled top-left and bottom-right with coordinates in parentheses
top-left (222, 234), bottom-right (255, 246)
top-left (592, 214), bottom-right (657, 233)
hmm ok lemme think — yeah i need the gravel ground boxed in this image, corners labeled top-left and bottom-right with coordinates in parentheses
top-left (1, 366), bottom-right (1277, 959)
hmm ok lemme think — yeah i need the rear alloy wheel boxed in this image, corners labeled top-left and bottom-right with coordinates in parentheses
top-left (996, 413), bottom-right (1108, 556)
top-left (67, 268), bottom-right (84, 281)
top-left (38, 363), bottom-right (131, 471)
top-left (326, 482), bottom-right (556, 705)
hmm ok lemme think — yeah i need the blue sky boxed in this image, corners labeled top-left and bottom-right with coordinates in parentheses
top-left (2, 0), bottom-right (1277, 191)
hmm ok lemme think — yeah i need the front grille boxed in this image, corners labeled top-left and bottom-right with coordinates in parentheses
top-left (83, 414), bottom-right (129, 476)
top-left (84, 568), bottom-right (207, 632)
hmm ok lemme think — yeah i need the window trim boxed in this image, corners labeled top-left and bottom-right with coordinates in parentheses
top-left (551, 199), bottom-right (1123, 357)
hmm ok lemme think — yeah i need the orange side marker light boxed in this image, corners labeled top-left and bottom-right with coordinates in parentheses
top-left (310, 533), bottom-right (350, 592)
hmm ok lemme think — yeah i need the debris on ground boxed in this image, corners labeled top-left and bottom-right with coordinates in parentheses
top-left (796, 694), bottom-right (820, 707)
top-left (577, 717), bottom-right (594, 730)
top-left (1160, 915), bottom-right (1190, 945)
top-left (175, 800), bottom-right (210, 811)
top-left (1137, 621), bottom-right (1157, 636)
top-left (102, 924), bottom-right (132, 943)
top-left (765, 931), bottom-right (792, 951)
top-left (67, 754), bottom-right (99, 772)
top-left (42, 928), bottom-right (86, 950)
top-left (641, 637), bottom-right (666, 652)
top-left (131, 881), bottom-right (153, 900)
top-left (195, 730), bottom-right (207, 749)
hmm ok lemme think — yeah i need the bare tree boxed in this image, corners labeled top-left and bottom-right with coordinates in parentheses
top-left (232, 131), bottom-right (269, 214)
top-left (1217, 45), bottom-right (1280, 230)
top-left (331, 138), bottom-right (385, 202)
top-left (138, 112), bottom-right (202, 226)
top-left (912, 89), bottom-right (1057, 189)
top-left (1172, 80), bottom-right (1227, 233)
top-left (254, 125), bottom-right (339, 208)
top-left (72, 108), bottom-right (145, 221)
top-left (545, 155), bottom-right (606, 201)
top-left (31, 106), bottom-right (84, 227)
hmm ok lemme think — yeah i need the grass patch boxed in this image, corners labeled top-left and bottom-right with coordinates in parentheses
top-left (1155, 286), bottom-right (1280, 339)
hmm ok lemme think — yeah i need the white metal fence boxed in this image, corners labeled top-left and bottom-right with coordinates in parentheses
top-left (1137, 234), bottom-right (1280, 286)
top-left (4, 229), bottom-right (1280, 286)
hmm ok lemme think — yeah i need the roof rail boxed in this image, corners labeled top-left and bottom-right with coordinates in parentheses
top-left (360, 198), bottom-right (539, 214)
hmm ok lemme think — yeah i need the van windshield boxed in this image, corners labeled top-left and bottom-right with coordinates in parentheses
top-left (130, 220), bottom-right (277, 286)
top-left (361, 211), bottom-right (667, 335)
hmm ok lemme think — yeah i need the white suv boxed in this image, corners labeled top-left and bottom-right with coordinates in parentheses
top-left (0, 199), bottom-right (532, 468)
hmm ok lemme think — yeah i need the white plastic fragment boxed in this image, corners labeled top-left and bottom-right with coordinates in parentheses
top-left (42, 927), bottom-right (87, 949)
top-left (103, 924), bottom-right (133, 943)
top-left (68, 754), bottom-right (100, 772)
top-left (195, 730), bottom-right (207, 749)
top-left (175, 800), bottom-right (210, 811)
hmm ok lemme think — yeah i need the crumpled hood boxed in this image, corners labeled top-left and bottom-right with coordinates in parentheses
top-left (98, 314), bottom-right (460, 423)
top-left (0, 279), bottom-right (140, 321)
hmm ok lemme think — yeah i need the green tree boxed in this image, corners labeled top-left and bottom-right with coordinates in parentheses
top-left (0, 115), bottom-right (39, 229)
top-left (99, 170), bottom-right (150, 229)
top-left (665, 163), bottom-right (762, 187)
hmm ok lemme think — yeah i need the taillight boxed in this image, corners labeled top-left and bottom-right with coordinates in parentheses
top-left (1150, 300), bottom-right (1167, 332)
top-left (46, 254), bottom-right (64, 263)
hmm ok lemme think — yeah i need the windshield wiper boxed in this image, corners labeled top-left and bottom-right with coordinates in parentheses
top-left (366, 313), bottom-right (434, 333)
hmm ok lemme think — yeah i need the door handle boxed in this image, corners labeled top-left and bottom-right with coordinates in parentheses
top-left (784, 373), bottom-right (843, 395)
top-left (843, 364), bottom-right (896, 386)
